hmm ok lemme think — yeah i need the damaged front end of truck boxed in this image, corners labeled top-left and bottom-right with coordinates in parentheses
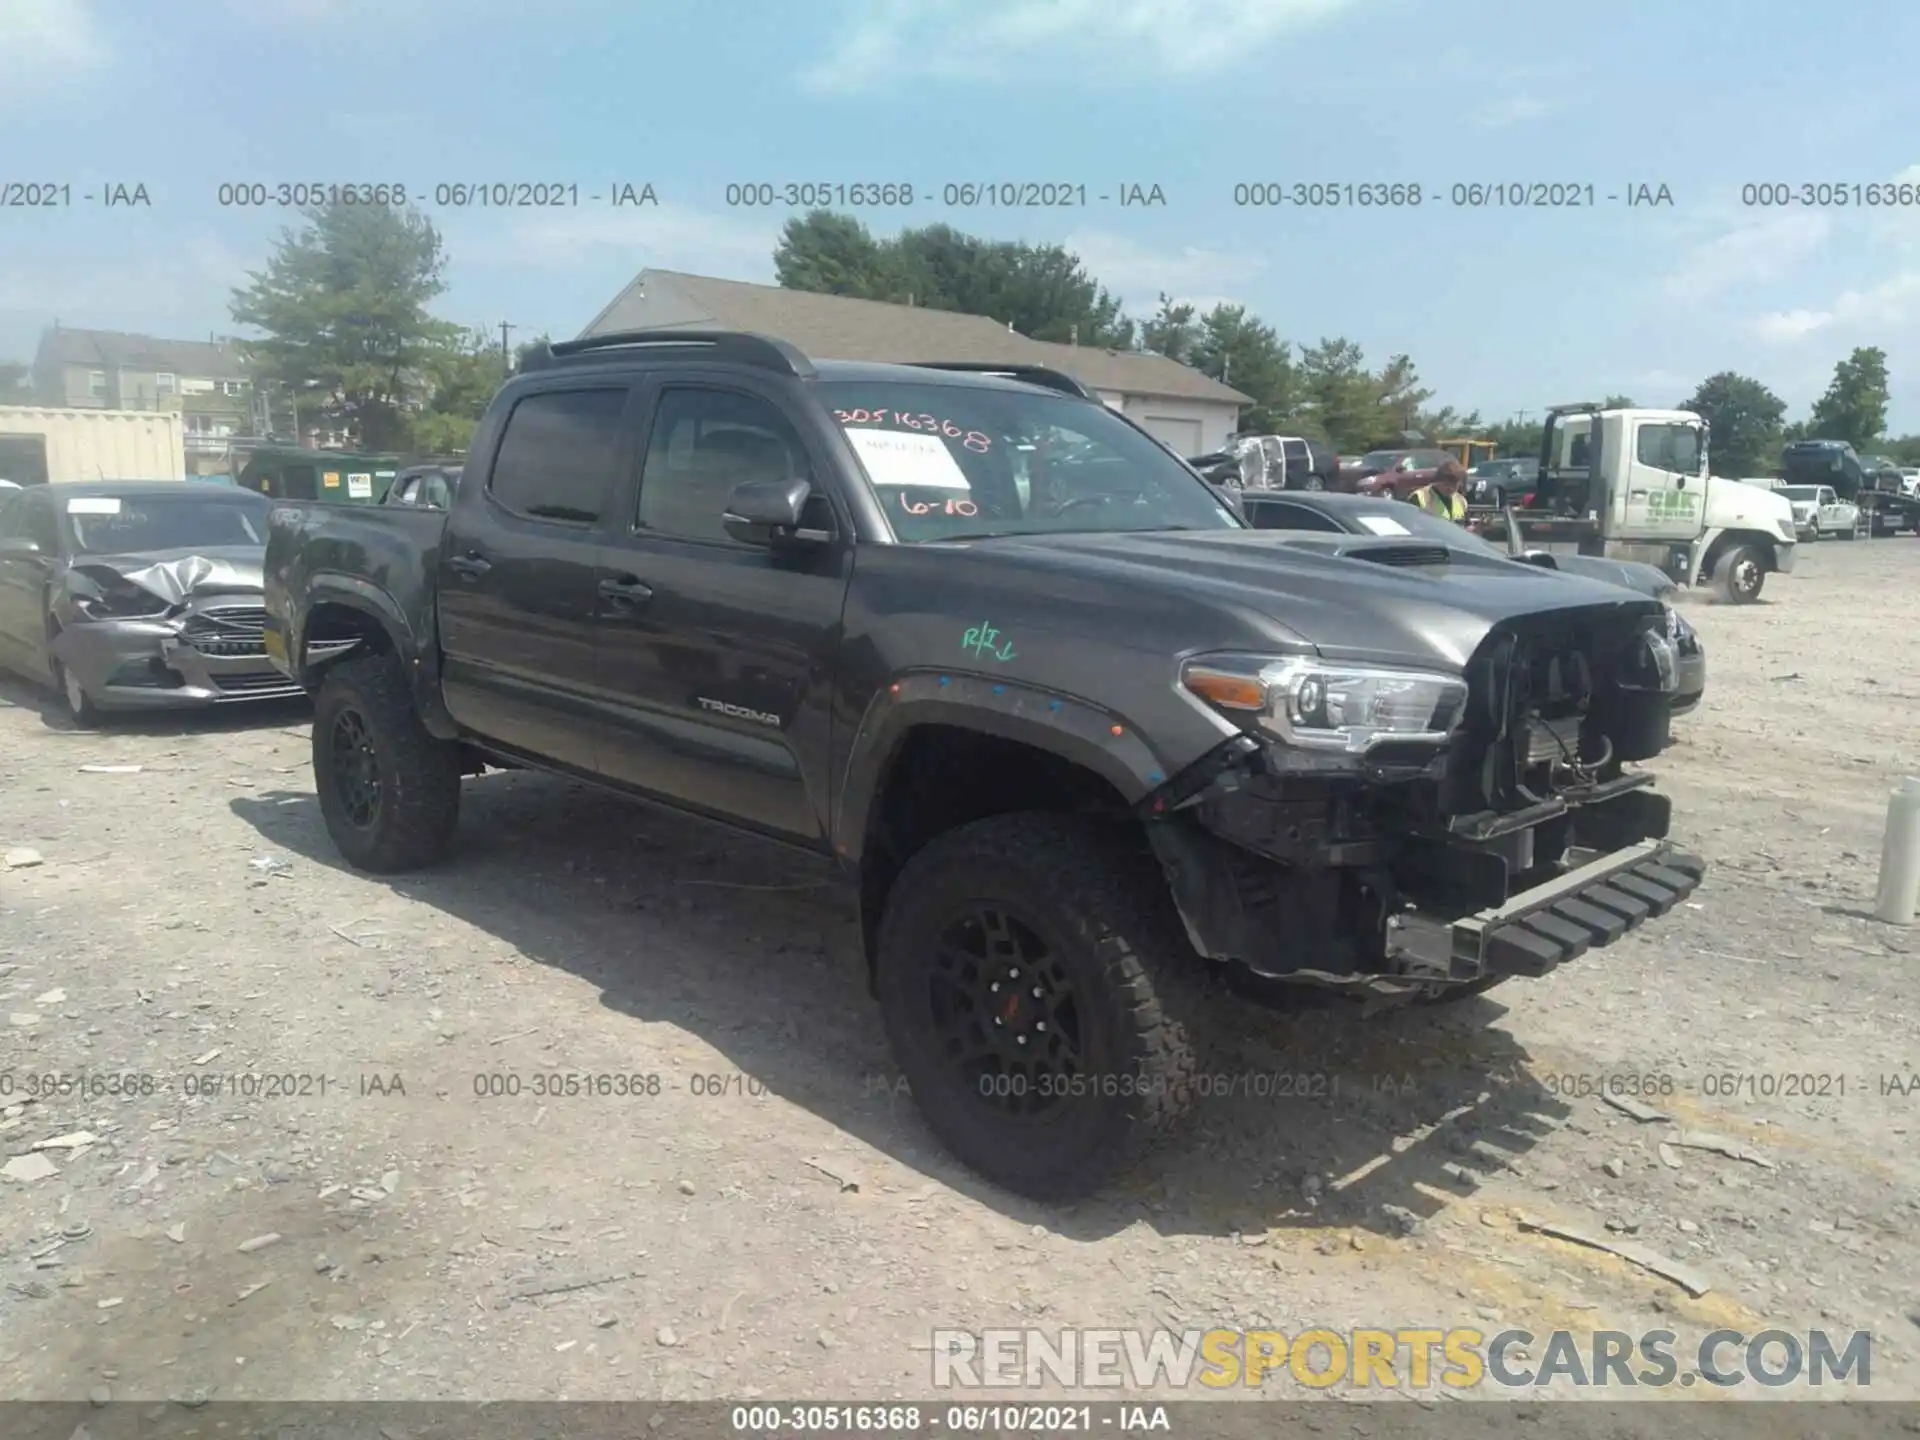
top-left (1143, 602), bottom-right (1705, 999)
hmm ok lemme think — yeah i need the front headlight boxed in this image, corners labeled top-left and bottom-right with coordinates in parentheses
top-left (1181, 653), bottom-right (1469, 752)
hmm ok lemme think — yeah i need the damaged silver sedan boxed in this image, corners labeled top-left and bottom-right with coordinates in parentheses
top-left (0, 481), bottom-right (350, 725)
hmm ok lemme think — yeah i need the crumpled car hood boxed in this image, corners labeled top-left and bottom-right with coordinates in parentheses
top-left (65, 546), bottom-right (265, 607)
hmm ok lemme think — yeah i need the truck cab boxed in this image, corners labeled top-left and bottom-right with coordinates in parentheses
top-left (1500, 404), bottom-right (1797, 603)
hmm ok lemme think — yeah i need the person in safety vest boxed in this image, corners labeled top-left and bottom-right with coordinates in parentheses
top-left (1409, 459), bottom-right (1469, 523)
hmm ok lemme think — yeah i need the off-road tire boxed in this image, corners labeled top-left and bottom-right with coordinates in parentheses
top-left (312, 655), bottom-right (462, 872)
top-left (875, 812), bottom-right (1206, 1201)
top-left (1712, 543), bottom-right (1766, 604)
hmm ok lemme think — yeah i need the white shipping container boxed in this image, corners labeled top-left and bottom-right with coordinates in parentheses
top-left (0, 406), bottom-right (186, 483)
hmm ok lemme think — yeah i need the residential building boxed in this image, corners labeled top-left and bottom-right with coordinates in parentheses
top-left (580, 269), bottom-right (1252, 454)
top-left (32, 325), bottom-right (253, 473)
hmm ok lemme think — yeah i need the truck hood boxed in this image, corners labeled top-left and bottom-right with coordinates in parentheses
top-left (941, 529), bottom-right (1661, 670)
top-left (66, 546), bottom-right (265, 606)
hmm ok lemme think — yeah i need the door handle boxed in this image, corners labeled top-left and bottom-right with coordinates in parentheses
top-left (598, 575), bottom-right (653, 603)
top-left (447, 551), bottom-right (491, 580)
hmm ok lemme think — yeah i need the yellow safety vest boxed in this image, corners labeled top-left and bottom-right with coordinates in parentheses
top-left (1412, 486), bottom-right (1467, 522)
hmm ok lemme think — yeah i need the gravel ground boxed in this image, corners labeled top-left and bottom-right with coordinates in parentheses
top-left (0, 537), bottom-right (1916, 1406)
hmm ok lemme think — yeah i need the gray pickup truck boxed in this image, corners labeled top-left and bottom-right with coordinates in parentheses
top-left (262, 330), bottom-right (1704, 1199)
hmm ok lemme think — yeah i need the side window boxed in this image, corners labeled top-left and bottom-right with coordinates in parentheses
top-left (6, 495), bottom-right (59, 550)
top-left (1246, 501), bottom-right (1341, 532)
top-left (488, 389), bottom-right (629, 523)
top-left (1636, 423), bottom-right (1702, 472)
top-left (390, 476), bottom-right (418, 505)
top-left (637, 387), bottom-right (813, 544)
top-left (1282, 440), bottom-right (1308, 460)
top-left (422, 474), bottom-right (452, 509)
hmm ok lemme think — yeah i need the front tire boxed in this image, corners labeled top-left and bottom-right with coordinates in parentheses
top-left (49, 655), bottom-right (100, 728)
top-left (1712, 543), bottom-right (1766, 604)
top-left (312, 655), bottom-right (462, 872)
top-left (875, 813), bottom-right (1204, 1201)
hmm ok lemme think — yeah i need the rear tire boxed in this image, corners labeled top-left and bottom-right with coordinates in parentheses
top-left (875, 813), bottom-right (1205, 1201)
top-left (312, 655), bottom-right (462, 872)
top-left (1712, 543), bottom-right (1766, 604)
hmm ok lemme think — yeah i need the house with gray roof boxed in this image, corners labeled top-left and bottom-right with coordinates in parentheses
top-left (582, 269), bottom-right (1252, 455)
top-left (32, 326), bottom-right (255, 468)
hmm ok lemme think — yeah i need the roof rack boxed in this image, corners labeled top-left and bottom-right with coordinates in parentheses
top-left (531, 329), bottom-right (816, 378)
top-left (1545, 401), bottom-right (1605, 415)
top-left (906, 362), bottom-right (1095, 401)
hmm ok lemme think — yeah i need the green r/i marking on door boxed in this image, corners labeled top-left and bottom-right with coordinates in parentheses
top-left (961, 622), bottom-right (1016, 661)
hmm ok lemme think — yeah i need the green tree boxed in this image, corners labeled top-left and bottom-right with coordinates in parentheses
top-left (1601, 394), bottom-right (1636, 409)
top-left (1678, 372), bottom-right (1785, 476)
top-left (773, 211), bottom-right (904, 299)
top-left (230, 201), bottom-right (460, 451)
top-left (408, 328), bottom-right (502, 454)
top-left (775, 213), bottom-right (1134, 346)
top-left (1806, 346), bottom-right (1890, 448)
top-left (513, 332), bottom-right (553, 372)
top-left (1883, 434), bottom-right (1920, 466)
top-left (1297, 339), bottom-right (1383, 451)
top-left (1189, 306), bottom-right (1296, 431)
top-left (1139, 294), bottom-right (1202, 365)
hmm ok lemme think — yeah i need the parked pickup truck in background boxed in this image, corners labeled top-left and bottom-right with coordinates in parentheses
top-left (263, 329), bottom-right (1705, 1200)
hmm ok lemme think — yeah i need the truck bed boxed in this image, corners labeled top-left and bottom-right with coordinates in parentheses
top-left (261, 500), bottom-right (447, 679)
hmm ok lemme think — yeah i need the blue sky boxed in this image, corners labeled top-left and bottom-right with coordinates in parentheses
top-left (4, 0), bottom-right (1919, 428)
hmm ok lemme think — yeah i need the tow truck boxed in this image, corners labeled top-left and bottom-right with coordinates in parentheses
top-left (1475, 403), bottom-right (1798, 604)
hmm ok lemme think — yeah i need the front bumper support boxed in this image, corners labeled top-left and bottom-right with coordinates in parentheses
top-left (1386, 839), bottom-right (1705, 985)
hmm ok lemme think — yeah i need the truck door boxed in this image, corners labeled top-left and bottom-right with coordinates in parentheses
top-left (1622, 418), bottom-right (1705, 541)
top-left (590, 379), bottom-right (849, 847)
top-left (436, 384), bottom-right (638, 773)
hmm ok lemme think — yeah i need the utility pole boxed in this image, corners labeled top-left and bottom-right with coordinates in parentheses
top-left (499, 320), bottom-right (517, 376)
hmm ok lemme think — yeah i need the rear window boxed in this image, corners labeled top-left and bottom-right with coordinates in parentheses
top-left (488, 389), bottom-right (627, 523)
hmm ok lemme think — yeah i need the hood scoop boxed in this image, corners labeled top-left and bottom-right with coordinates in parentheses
top-left (1340, 541), bottom-right (1454, 568)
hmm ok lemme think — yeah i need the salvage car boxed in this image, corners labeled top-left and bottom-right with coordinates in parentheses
top-left (1353, 447), bottom-right (1454, 498)
top-left (1776, 484), bottom-right (1860, 541)
top-left (263, 330), bottom-right (1705, 1200)
top-left (0, 480), bottom-right (349, 724)
top-left (1238, 489), bottom-right (1705, 715)
top-left (382, 463), bottom-right (460, 511)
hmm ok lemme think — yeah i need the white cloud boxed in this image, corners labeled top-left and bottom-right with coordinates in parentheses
top-left (1658, 211), bottom-right (1832, 303)
top-left (0, 233), bottom-right (253, 343)
top-left (800, 0), bottom-right (1360, 92)
top-left (1470, 92), bottom-right (1563, 129)
top-left (0, 0), bottom-right (109, 100)
top-left (1061, 230), bottom-right (1266, 310)
top-left (449, 203), bottom-right (783, 278)
top-left (1749, 271), bottom-right (1920, 345)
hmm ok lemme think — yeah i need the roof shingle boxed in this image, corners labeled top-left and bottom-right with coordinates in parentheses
top-left (36, 327), bottom-right (250, 380)
top-left (584, 270), bottom-right (1251, 405)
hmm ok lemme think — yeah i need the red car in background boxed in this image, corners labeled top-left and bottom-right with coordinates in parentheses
top-left (1352, 447), bottom-right (1455, 498)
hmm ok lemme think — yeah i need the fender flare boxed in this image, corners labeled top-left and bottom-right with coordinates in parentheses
top-left (297, 575), bottom-right (458, 739)
top-left (831, 668), bottom-right (1172, 867)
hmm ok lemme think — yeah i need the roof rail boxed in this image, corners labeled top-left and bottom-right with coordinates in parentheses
top-left (532, 329), bottom-right (816, 378)
top-left (906, 362), bottom-right (1095, 401)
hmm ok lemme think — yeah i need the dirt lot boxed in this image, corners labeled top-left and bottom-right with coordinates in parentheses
top-left (0, 538), bottom-right (1916, 1407)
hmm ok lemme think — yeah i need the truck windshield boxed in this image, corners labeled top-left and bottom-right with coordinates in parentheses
top-left (61, 494), bottom-right (269, 554)
top-left (816, 380), bottom-right (1243, 541)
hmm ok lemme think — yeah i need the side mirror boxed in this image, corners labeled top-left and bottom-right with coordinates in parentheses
top-left (722, 476), bottom-right (828, 546)
top-left (0, 537), bottom-right (42, 559)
